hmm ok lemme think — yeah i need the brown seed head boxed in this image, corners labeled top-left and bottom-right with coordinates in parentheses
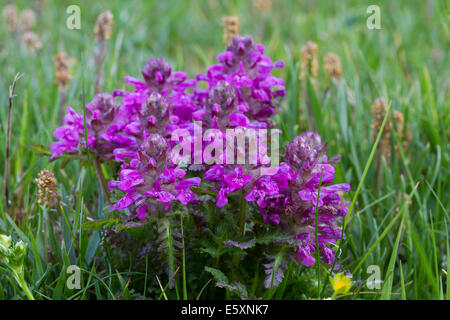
top-left (324, 52), bottom-right (342, 80)
top-left (2, 4), bottom-right (18, 31)
top-left (222, 16), bottom-right (239, 45)
top-left (371, 98), bottom-right (391, 159)
top-left (302, 41), bottom-right (318, 56)
top-left (23, 31), bottom-right (42, 52)
top-left (35, 170), bottom-right (57, 207)
top-left (252, 0), bottom-right (272, 12)
top-left (300, 41), bottom-right (319, 79)
top-left (20, 8), bottom-right (36, 31)
top-left (54, 52), bottom-right (73, 90)
top-left (94, 10), bottom-right (114, 41)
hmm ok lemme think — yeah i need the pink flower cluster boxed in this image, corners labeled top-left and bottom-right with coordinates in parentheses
top-left (51, 36), bottom-right (349, 267)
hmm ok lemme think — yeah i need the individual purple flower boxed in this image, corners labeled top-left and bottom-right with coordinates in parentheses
top-left (214, 166), bottom-right (252, 207)
top-left (50, 107), bottom-right (84, 158)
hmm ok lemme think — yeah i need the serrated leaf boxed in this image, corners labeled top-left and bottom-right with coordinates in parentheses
top-left (204, 266), bottom-right (229, 283)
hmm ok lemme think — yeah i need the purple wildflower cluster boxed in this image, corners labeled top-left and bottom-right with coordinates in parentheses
top-left (51, 36), bottom-right (349, 267)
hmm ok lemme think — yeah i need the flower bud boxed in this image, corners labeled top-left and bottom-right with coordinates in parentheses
top-left (285, 131), bottom-right (325, 171)
top-left (9, 240), bottom-right (27, 273)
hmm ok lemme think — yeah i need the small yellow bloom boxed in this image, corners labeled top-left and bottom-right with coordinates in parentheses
top-left (330, 272), bottom-right (352, 294)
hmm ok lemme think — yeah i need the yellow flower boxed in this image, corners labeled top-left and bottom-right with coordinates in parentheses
top-left (330, 272), bottom-right (352, 294)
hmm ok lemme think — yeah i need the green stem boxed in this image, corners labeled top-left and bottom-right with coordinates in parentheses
top-left (239, 192), bottom-right (247, 237)
top-left (93, 156), bottom-right (110, 203)
top-left (321, 104), bottom-right (393, 298)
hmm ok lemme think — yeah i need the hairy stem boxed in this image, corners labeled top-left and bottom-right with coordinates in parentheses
top-left (238, 191), bottom-right (247, 237)
top-left (315, 167), bottom-right (324, 298)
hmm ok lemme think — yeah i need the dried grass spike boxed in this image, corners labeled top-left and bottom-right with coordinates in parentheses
top-left (54, 52), bottom-right (72, 90)
top-left (393, 110), bottom-right (411, 155)
top-left (371, 98), bottom-right (391, 159)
